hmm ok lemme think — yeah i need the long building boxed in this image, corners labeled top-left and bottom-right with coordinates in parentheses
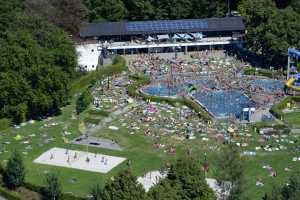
top-left (77, 17), bottom-right (246, 70)
top-left (80, 17), bottom-right (245, 40)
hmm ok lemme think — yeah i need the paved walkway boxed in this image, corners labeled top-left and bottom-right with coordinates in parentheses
top-left (72, 136), bottom-right (122, 151)
top-left (291, 129), bottom-right (300, 134)
top-left (87, 103), bottom-right (137, 137)
top-left (72, 102), bottom-right (142, 151)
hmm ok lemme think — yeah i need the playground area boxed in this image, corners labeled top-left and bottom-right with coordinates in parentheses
top-left (129, 51), bottom-right (285, 120)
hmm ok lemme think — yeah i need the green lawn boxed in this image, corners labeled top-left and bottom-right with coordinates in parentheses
top-left (1, 99), bottom-right (300, 199)
top-left (1, 62), bottom-right (300, 199)
top-left (284, 112), bottom-right (300, 128)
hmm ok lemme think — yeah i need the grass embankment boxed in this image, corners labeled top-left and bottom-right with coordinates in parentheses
top-left (270, 96), bottom-right (300, 128)
top-left (74, 56), bottom-right (127, 126)
top-left (127, 74), bottom-right (212, 122)
top-left (71, 55), bottom-right (127, 95)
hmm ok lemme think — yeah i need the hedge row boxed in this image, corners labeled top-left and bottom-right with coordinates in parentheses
top-left (181, 97), bottom-right (212, 122)
top-left (127, 75), bottom-right (212, 122)
top-left (88, 109), bottom-right (109, 117)
top-left (243, 67), bottom-right (275, 78)
top-left (24, 182), bottom-right (86, 200)
top-left (61, 193), bottom-right (87, 200)
top-left (270, 96), bottom-right (300, 118)
top-left (0, 187), bottom-right (22, 200)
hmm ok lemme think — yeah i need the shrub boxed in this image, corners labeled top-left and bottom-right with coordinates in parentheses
top-left (76, 90), bottom-right (92, 115)
top-left (42, 173), bottom-right (62, 200)
top-left (0, 118), bottom-right (12, 131)
top-left (3, 151), bottom-right (25, 189)
top-left (88, 109), bottom-right (109, 117)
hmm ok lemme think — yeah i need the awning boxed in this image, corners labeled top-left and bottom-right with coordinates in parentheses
top-left (191, 32), bottom-right (204, 39)
top-left (146, 36), bottom-right (156, 42)
top-left (173, 34), bottom-right (193, 40)
top-left (172, 34), bottom-right (181, 40)
top-left (183, 34), bottom-right (193, 40)
top-left (157, 34), bottom-right (169, 40)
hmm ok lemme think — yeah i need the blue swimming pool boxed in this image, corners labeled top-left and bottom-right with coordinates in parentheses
top-left (193, 90), bottom-right (256, 118)
top-left (253, 79), bottom-right (284, 92)
top-left (141, 84), bottom-right (179, 97)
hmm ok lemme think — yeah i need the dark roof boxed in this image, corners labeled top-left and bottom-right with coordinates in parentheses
top-left (80, 17), bottom-right (245, 38)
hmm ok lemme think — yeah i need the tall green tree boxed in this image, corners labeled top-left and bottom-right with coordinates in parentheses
top-left (190, 0), bottom-right (227, 18)
top-left (148, 180), bottom-right (182, 200)
top-left (90, 184), bottom-right (102, 200)
top-left (123, 0), bottom-right (154, 20)
top-left (3, 151), bottom-right (25, 189)
top-left (281, 173), bottom-right (300, 200)
top-left (0, 72), bottom-right (31, 123)
top-left (42, 173), bottom-right (62, 200)
top-left (167, 157), bottom-right (216, 200)
top-left (262, 185), bottom-right (282, 200)
top-left (84, 0), bottom-right (127, 22)
top-left (156, 0), bottom-right (192, 19)
top-left (25, 0), bottom-right (88, 34)
top-left (215, 144), bottom-right (245, 200)
top-left (0, 2), bottom-right (77, 123)
top-left (239, 0), bottom-right (300, 65)
top-left (100, 170), bottom-right (146, 200)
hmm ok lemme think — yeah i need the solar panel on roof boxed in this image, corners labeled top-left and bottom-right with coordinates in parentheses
top-left (126, 20), bottom-right (209, 32)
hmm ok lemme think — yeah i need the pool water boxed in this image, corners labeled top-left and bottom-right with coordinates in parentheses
top-left (193, 90), bottom-right (256, 118)
top-left (141, 84), bottom-right (179, 97)
top-left (253, 79), bottom-right (284, 92)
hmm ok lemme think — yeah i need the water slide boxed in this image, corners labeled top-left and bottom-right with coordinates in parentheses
top-left (286, 76), bottom-right (300, 91)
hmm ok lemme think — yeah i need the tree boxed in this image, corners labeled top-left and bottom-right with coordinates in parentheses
top-left (281, 173), bottom-right (300, 200)
top-left (25, 0), bottom-right (88, 34)
top-left (147, 180), bottom-right (182, 200)
top-left (76, 89), bottom-right (92, 114)
top-left (239, 0), bottom-right (300, 66)
top-left (166, 157), bottom-right (216, 200)
top-left (156, 0), bottom-right (192, 19)
top-left (3, 150), bottom-right (25, 189)
top-left (90, 184), bottom-right (102, 200)
top-left (190, 0), bottom-right (226, 19)
top-left (123, 0), bottom-right (154, 20)
top-left (0, 2), bottom-right (77, 123)
top-left (100, 170), bottom-right (146, 200)
top-left (42, 173), bottom-right (62, 200)
top-left (83, 0), bottom-right (127, 22)
top-left (215, 144), bottom-right (245, 200)
top-left (262, 185), bottom-right (281, 200)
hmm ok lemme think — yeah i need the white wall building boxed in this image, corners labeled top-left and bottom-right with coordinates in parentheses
top-left (76, 43), bottom-right (99, 71)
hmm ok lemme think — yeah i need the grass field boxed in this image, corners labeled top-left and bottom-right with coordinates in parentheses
top-left (1, 58), bottom-right (300, 199)
top-left (1, 104), bottom-right (299, 199)
top-left (284, 112), bottom-right (300, 128)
